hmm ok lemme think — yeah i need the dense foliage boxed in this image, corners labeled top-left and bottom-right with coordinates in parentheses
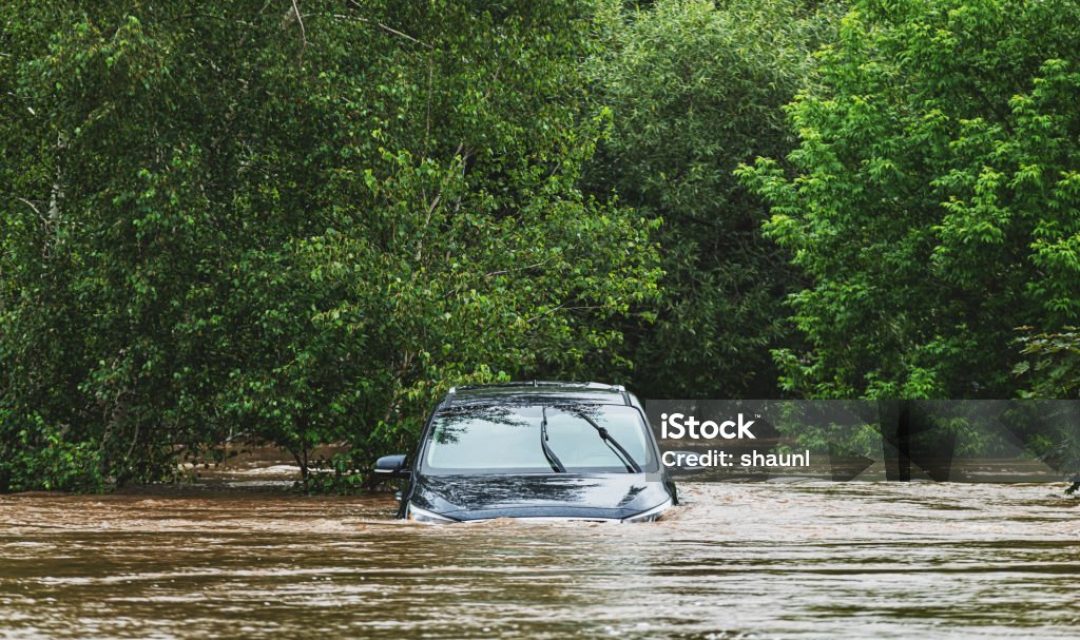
top-left (1, 0), bottom-right (1076, 491)
top-left (738, 0), bottom-right (1080, 399)
top-left (0, 0), bottom-right (660, 491)
top-left (586, 0), bottom-right (839, 398)
top-left (1015, 328), bottom-right (1080, 399)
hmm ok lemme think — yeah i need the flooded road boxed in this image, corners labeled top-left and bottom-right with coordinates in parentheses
top-left (1, 482), bottom-right (1077, 639)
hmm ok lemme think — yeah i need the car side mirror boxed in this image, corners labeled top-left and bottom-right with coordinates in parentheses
top-left (374, 454), bottom-right (409, 477)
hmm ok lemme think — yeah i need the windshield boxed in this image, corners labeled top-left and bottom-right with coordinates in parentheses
top-left (422, 404), bottom-right (654, 473)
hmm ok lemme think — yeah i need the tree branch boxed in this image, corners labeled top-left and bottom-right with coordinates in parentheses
top-left (344, 1), bottom-right (433, 49)
top-left (15, 197), bottom-right (45, 223)
top-left (288, 0), bottom-right (307, 60)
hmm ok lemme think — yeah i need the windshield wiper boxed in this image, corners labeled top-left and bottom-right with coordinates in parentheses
top-left (540, 407), bottom-right (566, 473)
top-left (569, 409), bottom-right (642, 473)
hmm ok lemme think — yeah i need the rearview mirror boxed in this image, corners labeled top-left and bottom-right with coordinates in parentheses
top-left (374, 454), bottom-right (409, 477)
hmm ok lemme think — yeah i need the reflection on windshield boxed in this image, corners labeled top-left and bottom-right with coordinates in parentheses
top-left (424, 404), bottom-right (652, 472)
top-left (430, 405), bottom-right (534, 446)
top-left (543, 408), bottom-right (645, 471)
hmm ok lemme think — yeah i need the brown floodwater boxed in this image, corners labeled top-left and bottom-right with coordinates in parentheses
top-left (1, 481), bottom-right (1077, 639)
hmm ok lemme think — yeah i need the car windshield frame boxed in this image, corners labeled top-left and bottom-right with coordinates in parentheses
top-left (418, 402), bottom-right (659, 475)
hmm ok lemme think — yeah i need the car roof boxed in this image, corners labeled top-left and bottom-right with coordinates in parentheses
top-left (440, 381), bottom-right (637, 409)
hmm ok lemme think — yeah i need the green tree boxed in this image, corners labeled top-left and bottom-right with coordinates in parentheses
top-left (0, 1), bottom-right (660, 491)
top-left (586, 0), bottom-right (839, 398)
top-left (1015, 328), bottom-right (1080, 399)
top-left (738, 0), bottom-right (1080, 399)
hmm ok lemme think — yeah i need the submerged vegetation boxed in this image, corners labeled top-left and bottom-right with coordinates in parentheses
top-left (1, 0), bottom-right (1077, 491)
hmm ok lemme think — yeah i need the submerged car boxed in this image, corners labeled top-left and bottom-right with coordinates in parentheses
top-left (375, 381), bottom-right (677, 523)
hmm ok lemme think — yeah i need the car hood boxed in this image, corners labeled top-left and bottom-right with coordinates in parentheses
top-left (409, 472), bottom-right (674, 521)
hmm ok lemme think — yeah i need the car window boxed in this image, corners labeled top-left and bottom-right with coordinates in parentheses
top-left (423, 404), bottom-right (653, 473)
top-left (544, 406), bottom-right (649, 470)
top-left (425, 405), bottom-right (547, 470)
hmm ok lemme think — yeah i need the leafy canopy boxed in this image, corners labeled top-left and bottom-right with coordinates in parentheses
top-left (738, 0), bottom-right (1080, 399)
top-left (0, 0), bottom-right (660, 490)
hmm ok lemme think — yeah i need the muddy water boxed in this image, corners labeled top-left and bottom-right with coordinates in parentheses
top-left (1, 483), bottom-right (1077, 639)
